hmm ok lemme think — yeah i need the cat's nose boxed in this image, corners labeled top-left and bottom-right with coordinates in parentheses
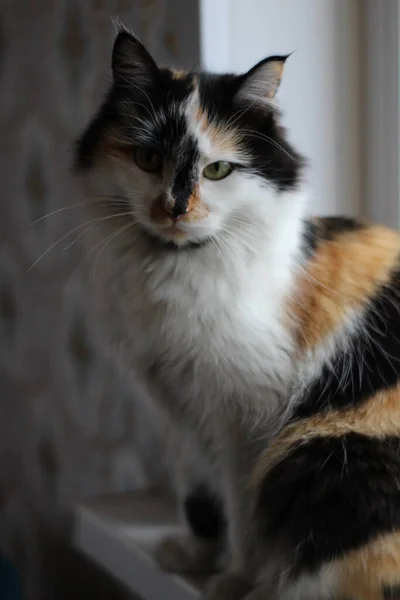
top-left (162, 197), bottom-right (188, 221)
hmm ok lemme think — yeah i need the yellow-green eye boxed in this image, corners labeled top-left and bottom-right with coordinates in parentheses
top-left (134, 147), bottom-right (163, 173)
top-left (203, 161), bottom-right (233, 181)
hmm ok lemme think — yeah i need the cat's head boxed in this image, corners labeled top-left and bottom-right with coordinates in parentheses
top-left (75, 28), bottom-right (305, 249)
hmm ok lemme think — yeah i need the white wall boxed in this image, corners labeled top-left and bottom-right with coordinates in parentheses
top-left (200, 0), bottom-right (362, 216)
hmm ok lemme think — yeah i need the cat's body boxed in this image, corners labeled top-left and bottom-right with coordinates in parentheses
top-left (74, 27), bottom-right (400, 600)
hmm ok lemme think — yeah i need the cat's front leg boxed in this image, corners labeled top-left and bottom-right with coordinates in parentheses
top-left (155, 427), bottom-right (225, 574)
top-left (204, 421), bottom-right (261, 600)
top-left (155, 482), bottom-right (225, 574)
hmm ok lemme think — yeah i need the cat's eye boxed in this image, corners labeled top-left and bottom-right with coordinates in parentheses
top-left (203, 161), bottom-right (233, 181)
top-left (134, 147), bottom-right (163, 173)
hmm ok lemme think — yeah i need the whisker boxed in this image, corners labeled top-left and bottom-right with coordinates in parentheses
top-left (295, 261), bottom-right (364, 303)
top-left (64, 221), bottom-right (140, 292)
top-left (213, 233), bottom-right (236, 266)
top-left (30, 197), bottom-right (130, 226)
top-left (130, 86), bottom-right (159, 123)
top-left (92, 221), bottom-right (137, 281)
top-left (62, 211), bottom-right (134, 252)
top-left (28, 212), bottom-right (134, 273)
top-left (223, 218), bottom-right (263, 237)
top-left (224, 98), bottom-right (259, 129)
top-left (221, 225), bottom-right (257, 253)
top-left (241, 129), bottom-right (299, 163)
top-left (28, 218), bottom-right (104, 273)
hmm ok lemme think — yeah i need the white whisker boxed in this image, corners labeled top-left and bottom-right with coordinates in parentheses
top-left (92, 221), bottom-right (137, 281)
top-left (30, 197), bottom-right (130, 226)
top-left (28, 212), bottom-right (134, 273)
top-left (28, 218), bottom-right (105, 273)
top-left (221, 225), bottom-right (257, 253)
top-left (241, 129), bottom-right (299, 163)
top-left (62, 212), bottom-right (134, 252)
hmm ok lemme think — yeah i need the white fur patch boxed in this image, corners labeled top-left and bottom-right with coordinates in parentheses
top-left (184, 88), bottom-right (251, 165)
top-left (283, 308), bottom-right (365, 422)
top-left (277, 563), bottom-right (339, 600)
top-left (82, 149), bottom-right (310, 424)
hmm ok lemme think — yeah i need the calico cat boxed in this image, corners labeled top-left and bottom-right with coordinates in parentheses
top-left (74, 25), bottom-right (400, 600)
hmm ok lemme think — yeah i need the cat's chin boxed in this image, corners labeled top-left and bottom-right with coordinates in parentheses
top-left (140, 222), bottom-right (214, 250)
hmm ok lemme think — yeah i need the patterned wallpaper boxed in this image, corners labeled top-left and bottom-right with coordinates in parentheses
top-left (0, 1), bottom-right (199, 598)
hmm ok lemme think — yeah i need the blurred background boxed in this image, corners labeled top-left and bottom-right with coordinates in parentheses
top-left (0, 0), bottom-right (398, 598)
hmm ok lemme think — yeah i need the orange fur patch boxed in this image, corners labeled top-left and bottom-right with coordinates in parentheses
top-left (252, 383), bottom-right (400, 487)
top-left (194, 104), bottom-right (244, 157)
top-left (182, 185), bottom-right (209, 222)
top-left (334, 531), bottom-right (400, 599)
top-left (293, 225), bottom-right (400, 352)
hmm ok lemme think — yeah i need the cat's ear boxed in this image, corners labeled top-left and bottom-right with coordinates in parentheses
top-left (236, 55), bottom-right (290, 104)
top-left (112, 30), bottom-right (159, 88)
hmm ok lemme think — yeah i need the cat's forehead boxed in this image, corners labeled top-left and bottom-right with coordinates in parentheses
top-left (134, 68), bottom-right (249, 164)
top-left (186, 88), bottom-right (247, 162)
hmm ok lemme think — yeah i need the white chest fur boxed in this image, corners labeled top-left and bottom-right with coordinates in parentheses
top-left (93, 230), bottom-right (298, 423)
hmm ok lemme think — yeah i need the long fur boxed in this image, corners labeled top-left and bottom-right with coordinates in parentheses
top-left (74, 27), bottom-right (400, 600)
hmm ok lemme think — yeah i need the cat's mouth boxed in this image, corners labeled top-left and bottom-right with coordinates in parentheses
top-left (161, 222), bottom-right (190, 241)
top-left (140, 220), bottom-right (213, 249)
top-left (144, 193), bottom-right (214, 247)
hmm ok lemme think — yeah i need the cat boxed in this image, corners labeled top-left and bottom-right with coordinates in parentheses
top-left (73, 24), bottom-right (400, 600)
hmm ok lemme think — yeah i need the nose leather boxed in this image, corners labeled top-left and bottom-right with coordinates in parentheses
top-left (163, 191), bottom-right (189, 218)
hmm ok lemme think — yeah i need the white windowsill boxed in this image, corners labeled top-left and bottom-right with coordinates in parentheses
top-left (74, 489), bottom-right (205, 600)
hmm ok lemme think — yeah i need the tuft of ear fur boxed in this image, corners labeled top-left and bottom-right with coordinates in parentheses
top-left (236, 55), bottom-right (290, 104)
top-left (112, 27), bottom-right (159, 88)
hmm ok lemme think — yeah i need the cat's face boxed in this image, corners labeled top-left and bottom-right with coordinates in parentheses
top-left (75, 30), bottom-right (304, 248)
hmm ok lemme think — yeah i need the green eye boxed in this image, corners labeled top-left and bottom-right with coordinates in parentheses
top-left (203, 161), bottom-right (233, 181)
top-left (134, 147), bottom-right (163, 173)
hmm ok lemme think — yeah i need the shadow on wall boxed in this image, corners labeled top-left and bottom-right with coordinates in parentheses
top-left (0, 1), bottom-right (199, 598)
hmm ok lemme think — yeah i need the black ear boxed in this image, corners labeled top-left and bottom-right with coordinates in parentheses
top-left (236, 55), bottom-right (290, 104)
top-left (112, 30), bottom-right (159, 88)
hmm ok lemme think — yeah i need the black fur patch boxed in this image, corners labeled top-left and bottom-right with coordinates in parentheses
top-left (293, 266), bottom-right (400, 419)
top-left (318, 216), bottom-right (365, 240)
top-left (301, 220), bottom-right (318, 259)
top-left (384, 586), bottom-right (400, 599)
top-left (74, 69), bottom-right (194, 171)
top-left (171, 142), bottom-right (200, 217)
top-left (257, 433), bottom-right (400, 574)
top-left (301, 217), bottom-right (364, 262)
top-left (184, 484), bottom-right (225, 540)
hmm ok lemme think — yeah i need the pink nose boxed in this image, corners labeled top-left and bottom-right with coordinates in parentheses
top-left (162, 200), bottom-right (185, 222)
top-left (161, 204), bottom-right (181, 222)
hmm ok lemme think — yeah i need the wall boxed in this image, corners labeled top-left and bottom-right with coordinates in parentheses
top-left (363, 0), bottom-right (400, 227)
top-left (200, 0), bottom-right (362, 217)
top-left (0, 1), bottom-right (199, 599)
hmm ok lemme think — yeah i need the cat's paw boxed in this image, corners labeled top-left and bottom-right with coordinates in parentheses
top-left (203, 573), bottom-right (254, 600)
top-left (155, 535), bottom-right (218, 574)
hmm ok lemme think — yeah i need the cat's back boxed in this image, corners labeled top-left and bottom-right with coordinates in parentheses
top-left (252, 217), bottom-right (400, 599)
top-left (295, 216), bottom-right (400, 356)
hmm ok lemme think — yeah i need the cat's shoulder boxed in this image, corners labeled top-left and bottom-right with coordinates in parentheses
top-left (294, 215), bottom-right (400, 354)
top-left (301, 214), bottom-right (400, 295)
top-left (305, 215), bottom-right (400, 257)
